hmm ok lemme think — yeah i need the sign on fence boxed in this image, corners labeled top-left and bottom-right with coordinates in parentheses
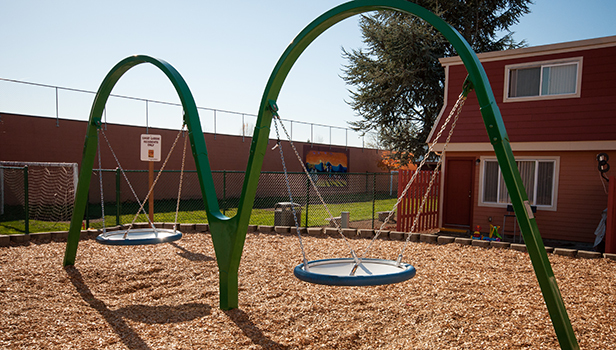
top-left (396, 170), bottom-right (440, 233)
top-left (140, 134), bottom-right (162, 162)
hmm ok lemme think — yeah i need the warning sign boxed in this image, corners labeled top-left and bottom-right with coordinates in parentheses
top-left (140, 134), bottom-right (162, 162)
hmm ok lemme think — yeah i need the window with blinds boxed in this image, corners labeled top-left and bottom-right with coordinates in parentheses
top-left (505, 58), bottom-right (582, 102)
top-left (481, 158), bottom-right (558, 209)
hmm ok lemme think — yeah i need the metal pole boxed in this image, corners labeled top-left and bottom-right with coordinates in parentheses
top-left (214, 110), bottom-right (217, 139)
top-left (116, 167), bottom-right (121, 225)
top-left (223, 170), bottom-right (227, 215)
top-left (55, 87), bottom-right (59, 127)
top-left (305, 175), bottom-right (310, 227)
top-left (23, 166), bottom-right (29, 234)
top-left (372, 173), bottom-right (376, 229)
top-left (148, 161), bottom-right (154, 223)
top-left (85, 192), bottom-right (90, 229)
top-left (146, 100), bottom-right (149, 134)
top-left (242, 114), bottom-right (245, 142)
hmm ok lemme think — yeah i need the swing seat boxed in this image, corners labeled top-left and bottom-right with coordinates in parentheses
top-left (95, 228), bottom-right (182, 246)
top-left (294, 258), bottom-right (416, 286)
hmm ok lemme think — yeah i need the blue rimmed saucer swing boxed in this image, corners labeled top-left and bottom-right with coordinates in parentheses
top-left (269, 89), bottom-right (467, 287)
top-left (93, 123), bottom-right (188, 247)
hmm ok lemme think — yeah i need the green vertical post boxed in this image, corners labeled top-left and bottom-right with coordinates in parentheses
top-left (115, 168), bottom-right (121, 225)
top-left (23, 165), bottom-right (29, 234)
top-left (304, 175), bottom-right (310, 227)
top-left (223, 170), bottom-right (227, 215)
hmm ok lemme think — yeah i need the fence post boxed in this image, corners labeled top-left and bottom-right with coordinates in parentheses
top-left (223, 170), bottom-right (227, 215)
top-left (24, 165), bottom-right (29, 234)
top-left (115, 168), bottom-right (121, 225)
top-left (372, 173), bottom-right (376, 229)
top-left (365, 172), bottom-right (369, 200)
top-left (85, 192), bottom-right (90, 229)
top-left (396, 170), bottom-right (404, 232)
top-left (305, 175), bottom-right (310, 227)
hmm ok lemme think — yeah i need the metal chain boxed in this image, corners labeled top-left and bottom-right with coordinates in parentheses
top-left (99, 128), bottom-right (155, 236)
top-left (396, 94), bottom-right (467, 259)
top-left (271, 110), bottom-right (360, 265)
top-left (173, 124), bottom-right (188, 232)
top-left (97, 131), bottom-right (106, 234)
top-left (272, 117), bottom-right (310, 269)
top-left (125, 125), bottom-right (185, 237)
top-left (359, 91), bottom-right (468, 264)
top-left (268, 89), bottom-right (466, 269)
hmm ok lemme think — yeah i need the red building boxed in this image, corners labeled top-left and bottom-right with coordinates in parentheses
top-left (429, 35), bottom-right (616, 242)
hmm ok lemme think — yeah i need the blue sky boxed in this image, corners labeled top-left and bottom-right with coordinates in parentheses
top-left (1, 0), bottom-right (615, 146)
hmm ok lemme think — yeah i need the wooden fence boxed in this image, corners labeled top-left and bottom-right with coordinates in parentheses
top-left (396, 170), bottom-right (440, 233)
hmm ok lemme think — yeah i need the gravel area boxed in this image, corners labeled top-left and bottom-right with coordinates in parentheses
top-left (1, 231), bottom-right (615, 349)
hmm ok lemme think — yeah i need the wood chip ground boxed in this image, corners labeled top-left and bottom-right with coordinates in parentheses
top-left (1, 232), bottom-right (614, 349)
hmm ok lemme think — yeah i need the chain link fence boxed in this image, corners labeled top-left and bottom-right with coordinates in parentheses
top-left (1, 167), bottom-right (400, 233)
top-left (84, 170), bottom-right (399, 231)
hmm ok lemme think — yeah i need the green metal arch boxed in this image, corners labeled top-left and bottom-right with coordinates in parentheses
top-left (63, 55), bottom-right (225, 266)
top-left (244, 1), bottom-right (578, 349)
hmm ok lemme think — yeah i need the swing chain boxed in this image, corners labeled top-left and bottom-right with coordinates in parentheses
top-left (271, 114), bottom-right (309, 270)
top-left (173, 122), bottom-right (188, 232)
top-left (268, 101), bottom-right (360, 267)
top-left (396, 89), bottom-right (468, 264)
top-left (99, 128), bottom-right (156, 235)
top-left (125, 124), bottom-right (186, 237)
top-left (97, 131), bottom-right (106, 234)
top-left (354, 86), bottom-right (469, 267)
top-left (98, 123), bottom-right (186, 239)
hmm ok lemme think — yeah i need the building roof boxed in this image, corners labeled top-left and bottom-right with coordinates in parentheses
top-left (439, 35), bottom-right (616, 66)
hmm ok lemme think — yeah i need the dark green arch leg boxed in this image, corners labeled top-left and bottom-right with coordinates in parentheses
top-left (62, 55), bottom-right (244, 310)
top-left (245, 1), bottom-right (578, 349)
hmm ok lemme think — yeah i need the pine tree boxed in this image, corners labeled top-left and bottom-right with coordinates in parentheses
top-left (343, 0), bottom-right (531, 165)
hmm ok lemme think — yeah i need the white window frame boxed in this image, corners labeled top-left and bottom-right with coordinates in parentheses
top-left (478, 156), bottom-right (560, 211)
top-left (503, 57), bottom-right (583, 103)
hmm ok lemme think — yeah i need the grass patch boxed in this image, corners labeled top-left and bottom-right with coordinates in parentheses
top-left (0, 198), bottom-right (400, 234)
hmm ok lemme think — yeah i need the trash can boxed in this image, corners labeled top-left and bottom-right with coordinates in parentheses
top-left (274, 202), bottom-right (302, 226)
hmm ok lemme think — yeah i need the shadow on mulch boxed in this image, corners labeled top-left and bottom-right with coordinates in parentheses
top-left (224, 308), bottom-right (289, 350)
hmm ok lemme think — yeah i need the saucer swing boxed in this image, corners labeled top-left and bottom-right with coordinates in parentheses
top-left (93, 123), bottom-right (188, 246)
top-left (269, 82), bottom-right (469, 286)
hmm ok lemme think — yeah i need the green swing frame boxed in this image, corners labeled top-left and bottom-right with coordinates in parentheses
top-left (63, 1), bottom-right (579, 348)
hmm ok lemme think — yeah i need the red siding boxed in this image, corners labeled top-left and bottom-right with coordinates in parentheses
top-left (432, 45), bottom-right (616, 144)
top-left (449, 151), bottom-right (609, 243)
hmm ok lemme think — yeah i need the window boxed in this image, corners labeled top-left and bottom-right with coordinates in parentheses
top-left (480, 157), bottom-right (559, 210)
top-left (504, 58), bottom-right (582, 102)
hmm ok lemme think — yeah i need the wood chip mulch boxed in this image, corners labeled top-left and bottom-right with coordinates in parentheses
top-left (1, 232), bottom-right (614, 349)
